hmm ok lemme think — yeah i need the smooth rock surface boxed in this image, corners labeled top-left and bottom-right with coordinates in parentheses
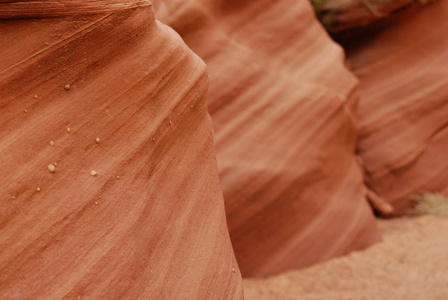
top-left (346, 0), bottom-right (448, 214)
top-left (0, 1), bottom-right (243, 299)
top-left (154, 0), bottom-right (381, 277)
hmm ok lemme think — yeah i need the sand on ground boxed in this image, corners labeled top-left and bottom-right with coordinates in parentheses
top-left (244, 215), bottom-right (448, 300)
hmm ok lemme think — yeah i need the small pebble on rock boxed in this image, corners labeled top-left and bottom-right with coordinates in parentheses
top-left (48, 164), bottom-right (56, 173)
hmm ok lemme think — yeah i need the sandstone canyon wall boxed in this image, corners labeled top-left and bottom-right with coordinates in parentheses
top-left (153, 0), bottom-right (381, 277)
top-left (346, 0), bottom-right (448, 214)
top-left (311, 0), bottom-right (425, 36)
top-left (0, 1), bottom-right (243, 299)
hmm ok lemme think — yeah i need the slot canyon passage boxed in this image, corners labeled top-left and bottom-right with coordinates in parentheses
top-left (1, 0), bottom-right (448, 299)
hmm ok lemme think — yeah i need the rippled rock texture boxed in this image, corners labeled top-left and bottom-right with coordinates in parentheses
top-left (346, 0), bottom-right (448, 214)
top-left (0, 1), bottom-right (243, 298)
top-left (154, 0), bottom-right (380, 277)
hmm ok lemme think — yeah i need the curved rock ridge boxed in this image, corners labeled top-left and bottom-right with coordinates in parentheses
top-left (346, 0), bottom-right (448, 214)
top-left (153, 0), bottom-right (381, 277)
top-left (0, 2), bottom-right (243, 299)
top-left (0, 0), bottom-right (151, 18)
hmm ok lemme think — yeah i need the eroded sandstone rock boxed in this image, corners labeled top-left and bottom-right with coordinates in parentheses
top-left (154, 0), bottom-right (381, 277)
top-left (310, 0), bottom-right (430, 37)
top-left (346, 0), bottom-right (448, 214)
top-left (0, 1), bottom-right (242, 298)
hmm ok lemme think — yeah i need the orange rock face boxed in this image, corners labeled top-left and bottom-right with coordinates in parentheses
top-left (0, 1), bottom-right (242, 298)
top-left (311, 0), bottom-right (420, 35)
top-left (346, 0), bottom-right (448, 214)
top-left (154, 0), bottom-right (380, 277)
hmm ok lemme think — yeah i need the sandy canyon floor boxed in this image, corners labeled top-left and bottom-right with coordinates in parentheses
top-left (244, 215), bottom-right (448, 300)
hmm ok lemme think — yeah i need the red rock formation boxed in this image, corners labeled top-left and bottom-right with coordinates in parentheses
top-left (153, 0), bottom-right (381, 277)
top-left (310, 0), bottom-right (423, 36)
top-left (346, 0), bottom-right (448, 214)
top-left (0, 1), bottom-right (243, 298)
